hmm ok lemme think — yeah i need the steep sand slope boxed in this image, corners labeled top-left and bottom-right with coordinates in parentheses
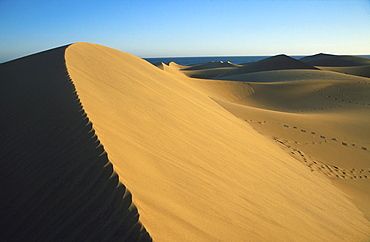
top-left (0, 46), bottom-right (150, 241)
top-left (66, 43), bottom-right (370, 241)
top-left (300, 53), bottom-right (370, 67)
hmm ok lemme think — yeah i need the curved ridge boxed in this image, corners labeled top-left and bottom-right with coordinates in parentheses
top-left (0, 45), bottom-right (151, 241)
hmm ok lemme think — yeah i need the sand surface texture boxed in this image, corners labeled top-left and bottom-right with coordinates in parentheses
top-left (2, 42), bottom-right (370, 241)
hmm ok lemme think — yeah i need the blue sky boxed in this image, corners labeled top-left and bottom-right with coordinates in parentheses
top-left (1, 0), bottom-right (370, 62)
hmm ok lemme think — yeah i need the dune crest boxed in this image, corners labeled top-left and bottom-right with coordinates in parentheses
top-left (64, 42), bottom-right (370, 241)
top-left (0, 45), bottom-right (150, 241)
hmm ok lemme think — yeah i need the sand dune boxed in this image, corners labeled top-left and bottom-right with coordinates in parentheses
top-left (181, 66), bottom-right (238, 79)
top-left (176, 61), bottom-right (239, 79)
top-left (178, 53), bottom-right (370, 233)
top-left (0, 45), bottom-right (150, 241)
top-left (2, 43), bottom-right (370, 241)
top-left (217, 54), bottom-right (318, 78)
top-left (300, 53), bottom-right (370, 67)
top-left (317, 65), bottom-right (370, 78)
top-left (65, 43), bottom-right (369, 241)
top-left (181, 60), bottom-right (236, 70)
top-left (153, 62), bottom-right (167, 70)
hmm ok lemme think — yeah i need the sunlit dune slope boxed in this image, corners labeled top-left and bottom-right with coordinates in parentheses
top-left (217, 54), bottom-right (318, 78)
top-left (180, 61), bottom-right (370, 222)
top-left (0, 46), bottom-right (150, 241)
top-left (215, 70), bottom-right (370, 112)
top-left (66, 42), bottom-right (370, 241)
top-left (300, 53), bottom-right (370, 67)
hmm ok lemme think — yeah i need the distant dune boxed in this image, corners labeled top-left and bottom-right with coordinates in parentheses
top-left (317, 65), bottom-right (370, 78)
top-left (153, 62), bottom-right (167, 70)
top-left (217, 54), bottom-right (318, 78)
top-left (2, 43), bottom-right (370, 241)
top-left (300, 53), bottom-right (370, 67)
top-left (182, 60), bottom-right (236, 70)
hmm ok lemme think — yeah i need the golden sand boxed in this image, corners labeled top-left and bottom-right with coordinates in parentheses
top-left (1, 42), bottom-right (369, 241)
top-left (64, 43), bottom-right (370, 241)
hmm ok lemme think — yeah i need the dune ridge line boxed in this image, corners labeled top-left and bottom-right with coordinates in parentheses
top-left (0, 44), bottom-right (151, 241)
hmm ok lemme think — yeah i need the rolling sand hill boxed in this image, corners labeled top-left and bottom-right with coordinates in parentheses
top-left (2, 43), bottom-right (370, 241)
top-left (177, 54), bottom-right (370, 223)
top-left (300, 53), bottom-right (370, 67)
top-left (300, 53), bottom-right (370, 78)
top-left (180, 61), bottom-right (240, 79)
top-left (317, 65), bottom-right (370, 78)
top-left (217, 54), bottom-right (318, 78)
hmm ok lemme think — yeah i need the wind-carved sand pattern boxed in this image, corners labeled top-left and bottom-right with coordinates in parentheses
top-left (0, 46), bottom-right (151, 241)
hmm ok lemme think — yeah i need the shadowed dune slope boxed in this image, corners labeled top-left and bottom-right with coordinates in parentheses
top-left (65, 42), bottom-right (370, 241)
top-left (153, 62), bottom-right (167, 70)
top-left (0, 46), bottom-right (151, 241)
top-left (178, 61), bottom-right (239, 79)
top-left (181, 61), bottom-right (236, 70)
top-left (218, 54), bottom-right (318, 78)
top-left (300, 53), bottom-right (370, 67)
top-left (182, 67), bottom-right (238, 79)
